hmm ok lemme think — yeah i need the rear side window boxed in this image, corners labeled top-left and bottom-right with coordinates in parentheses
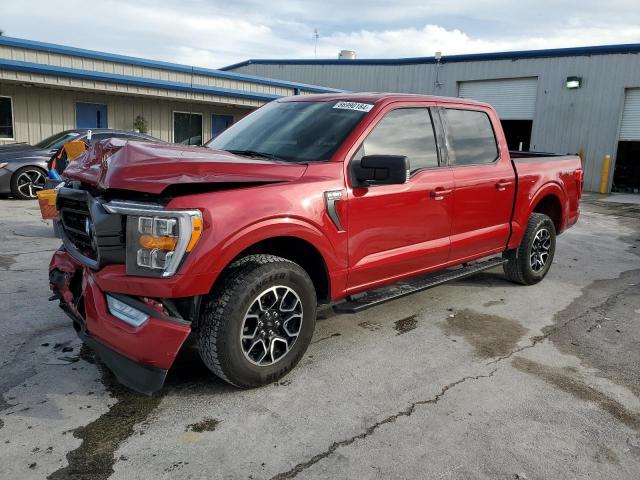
top-left (444, 109), bottom-right (498, 165)
top-left (354, 108), bottom-right (439, 172)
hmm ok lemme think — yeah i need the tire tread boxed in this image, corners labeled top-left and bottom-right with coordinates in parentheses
top-left (503, 213), bottom-right (556, 285)
top-left (198, 254), bottom-right (310, 387)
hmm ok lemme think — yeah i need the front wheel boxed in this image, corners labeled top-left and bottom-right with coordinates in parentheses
top-left (10, 166), bottom-right (47, 199)
top-left (198, 254), bottom-right (317, 387)
top-left (503, 213), bottom-right (556, 285)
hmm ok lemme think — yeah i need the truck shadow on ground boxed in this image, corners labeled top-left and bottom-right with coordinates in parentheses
top-left (448, 270), bottom-right (516, 288)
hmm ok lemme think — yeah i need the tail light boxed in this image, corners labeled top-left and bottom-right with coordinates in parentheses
top-left (575, 169), bottom-right (584, 199)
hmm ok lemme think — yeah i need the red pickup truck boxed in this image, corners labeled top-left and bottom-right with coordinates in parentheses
top-left (49, 93), bottom-right (583, 394)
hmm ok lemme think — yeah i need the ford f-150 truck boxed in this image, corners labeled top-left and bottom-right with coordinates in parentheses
top-left (48, 93), bottom-right (583, 394)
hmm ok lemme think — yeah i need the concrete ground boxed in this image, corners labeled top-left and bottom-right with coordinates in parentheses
top-left (1, 197), bottom-right (639, 480)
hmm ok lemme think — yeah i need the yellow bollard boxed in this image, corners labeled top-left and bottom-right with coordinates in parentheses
top-left (599, 155), bottom-right (611, 194)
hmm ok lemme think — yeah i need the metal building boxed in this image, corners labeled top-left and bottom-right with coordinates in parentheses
top-left (223, 45), bottom-right (640, 193)
top-left (0, 36), bottom-right (339, 147)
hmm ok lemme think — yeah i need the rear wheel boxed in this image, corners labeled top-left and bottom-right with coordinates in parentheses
top-left (503, 213), bottom-right (556, 285)
top-left (11, 166), bottom-right (47, 199)
top-left (198, 254), bottom-right (317, 387)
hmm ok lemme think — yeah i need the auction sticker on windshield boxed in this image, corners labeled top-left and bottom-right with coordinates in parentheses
top-left (333, 101), bottom-right (374, 112)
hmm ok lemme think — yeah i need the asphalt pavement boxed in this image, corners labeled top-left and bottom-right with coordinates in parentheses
top-left (1, 195), bottom-right (639, 480)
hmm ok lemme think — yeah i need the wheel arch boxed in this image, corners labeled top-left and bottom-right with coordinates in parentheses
top-left (230, 236), bottom-right (330, 302)
top-left (209, 220), bottom-right (338, 303)
top-left (530, 187), bottom-right (564, 233)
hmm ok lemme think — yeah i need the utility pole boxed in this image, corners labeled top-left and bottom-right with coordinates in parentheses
top-left (314, 28), bottom-right (319, 58)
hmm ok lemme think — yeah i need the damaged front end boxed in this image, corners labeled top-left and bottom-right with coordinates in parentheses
top-left (49, 248), bottom-right (192, 395)
top-left (49, 181), bottom-right (195, 395)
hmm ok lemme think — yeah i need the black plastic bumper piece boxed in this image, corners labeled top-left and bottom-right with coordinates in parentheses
top-left (58, 303), bottom-right (167, 395)
top-left (79, 331), bottom-right (168, 396)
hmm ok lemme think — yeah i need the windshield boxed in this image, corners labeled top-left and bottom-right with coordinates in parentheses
top-left (207, 100), bottom-right (371, 162)
top-left (35, 132), bottom-right (82, 150)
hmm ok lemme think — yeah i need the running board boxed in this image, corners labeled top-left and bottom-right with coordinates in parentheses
top-left (333, 257), bottom-right (507, 314)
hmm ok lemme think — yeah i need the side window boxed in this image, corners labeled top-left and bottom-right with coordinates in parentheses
top-left (354, 108), bottom-right (439, 172)
top-left (444, 109), bottom-right (498, 165)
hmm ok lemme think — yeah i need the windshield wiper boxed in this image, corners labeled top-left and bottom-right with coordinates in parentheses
top-left (226, 149), bottom-right (284, 161)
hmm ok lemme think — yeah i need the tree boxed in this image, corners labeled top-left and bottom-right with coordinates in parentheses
top-left (133, 115), bottom-right (149, 134)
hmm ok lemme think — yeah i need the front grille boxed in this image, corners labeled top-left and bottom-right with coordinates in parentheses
top-left (59, 196), bottom-right (96, 258)
top-left (57, 187), bottom-right (126, 269)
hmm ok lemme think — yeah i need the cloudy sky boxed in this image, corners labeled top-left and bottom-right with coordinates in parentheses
top-left (2, 1), bottom-right (640, 68)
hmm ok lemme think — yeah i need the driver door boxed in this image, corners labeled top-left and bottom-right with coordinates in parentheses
top-left (346, 105), bottom-right (454, 292)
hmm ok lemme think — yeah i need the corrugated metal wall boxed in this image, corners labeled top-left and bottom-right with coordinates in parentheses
top-left (0, 83), bottom-right (252, 145)
top-left (0, 44), bottom-right (301, 98)
top-left (230, 54), bottom-right (640, 191)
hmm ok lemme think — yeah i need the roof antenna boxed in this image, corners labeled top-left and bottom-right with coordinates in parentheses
top-left (314, 28), bottom-right (319, 58)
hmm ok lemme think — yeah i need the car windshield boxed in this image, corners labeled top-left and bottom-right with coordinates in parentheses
top-left (207, 100), bottom-right (371, 162)
top-left (35, 132), bottom-right (82, 150)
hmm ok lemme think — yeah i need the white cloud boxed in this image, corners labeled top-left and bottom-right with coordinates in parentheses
top-left (313, 24), bottom-right (640, 60)
top-left (1, 0), bottom-right (639, 68)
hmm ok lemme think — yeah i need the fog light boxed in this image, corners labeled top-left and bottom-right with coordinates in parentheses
top-left (106, 295), bottom-right (149, 327)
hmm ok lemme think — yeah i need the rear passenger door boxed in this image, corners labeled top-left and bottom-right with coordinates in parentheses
top-left (441, 107), bottom-right (515, 262)
top-left (346, 106), bottom-right (454, 291)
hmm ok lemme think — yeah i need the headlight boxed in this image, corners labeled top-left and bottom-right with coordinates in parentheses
top-left (0, 162), bottom-right (8, 169)
top-left (104, 201), bottom-right (203, 277)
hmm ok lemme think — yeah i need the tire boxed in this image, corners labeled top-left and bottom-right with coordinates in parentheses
top-left (503, 213), bottom-right (556, 285)
top-left (10, 166), bottom-right (47, 199)
top-left (198, 254), bottom-right (317, 387)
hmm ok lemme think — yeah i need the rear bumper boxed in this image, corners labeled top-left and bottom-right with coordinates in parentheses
top-left (49, 249), bottom-right (191, 394)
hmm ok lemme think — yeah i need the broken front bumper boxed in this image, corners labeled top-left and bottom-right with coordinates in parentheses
top-left (49, 248), bottom-right (191, 395)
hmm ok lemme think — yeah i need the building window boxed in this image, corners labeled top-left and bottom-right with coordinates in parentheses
top-left (0, 97), bottom-right (14, 139)
top-left (174, 112), bottom-right (203, 145)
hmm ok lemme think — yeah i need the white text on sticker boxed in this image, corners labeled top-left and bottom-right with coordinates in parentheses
top-left (333, 101), bottom-right (374, 112)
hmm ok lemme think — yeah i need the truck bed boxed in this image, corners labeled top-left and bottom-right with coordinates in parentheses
top-left (510, 150), bottom-right (572, 160)
top-left (508, 152), bottom-right (583, 250)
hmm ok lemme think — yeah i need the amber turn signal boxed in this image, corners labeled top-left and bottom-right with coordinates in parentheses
top-left (138, 234), bottom-right (178, 251)
top-left (186, 216), bottom-right (203, 252)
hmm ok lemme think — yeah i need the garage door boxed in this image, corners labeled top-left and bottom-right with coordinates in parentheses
top-left (458, 78), bottom-right (538, 120)
top-left (620, 88), bottom-right (640, 140)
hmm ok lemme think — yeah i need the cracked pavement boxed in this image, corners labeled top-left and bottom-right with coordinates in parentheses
top-left (1, 195), bottom-right (640, 479)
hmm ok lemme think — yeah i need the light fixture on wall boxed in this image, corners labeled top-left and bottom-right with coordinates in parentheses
top-left (434, 51), bottom-right (444, 88)
top-left (566, 76), bottom-right (582, 89)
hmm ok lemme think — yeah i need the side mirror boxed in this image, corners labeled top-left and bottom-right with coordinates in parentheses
top-left (351, 155), bottom-right (409, 187)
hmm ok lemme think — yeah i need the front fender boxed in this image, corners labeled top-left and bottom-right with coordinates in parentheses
top-left (5, 157), bottom-right (49, 173)
top-left (212, 216), bottom-right (341, 274)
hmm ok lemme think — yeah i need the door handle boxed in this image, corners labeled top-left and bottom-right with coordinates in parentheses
top-left (495, 180), bottom-right (513, 191)
top-left (430, 188), bottom-right (452, 200)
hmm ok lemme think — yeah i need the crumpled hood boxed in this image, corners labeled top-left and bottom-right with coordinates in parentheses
top-left (63, 138), bottom-right (307, 194)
